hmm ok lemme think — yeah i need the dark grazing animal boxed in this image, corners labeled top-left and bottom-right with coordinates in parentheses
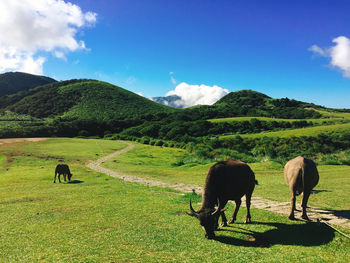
top-left (54, 164), bottom-right (73, 183)
top-left (187, 160), bottom-right (257, 239)
top-left (284, 156), bottom-right (319, 220)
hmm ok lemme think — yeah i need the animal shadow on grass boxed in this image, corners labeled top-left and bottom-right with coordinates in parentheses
top-left (320, 209), bottom-right (350, 220)
top-left (215, 221), bottom-right (335, 247)
top-left (311, 189), bottom-right (331, 194)
top-left (67, 180), bottom-right (84, 184)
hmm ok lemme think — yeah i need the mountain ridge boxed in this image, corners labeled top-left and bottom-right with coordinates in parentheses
top-left (0, 72), bottom-right (56, 97)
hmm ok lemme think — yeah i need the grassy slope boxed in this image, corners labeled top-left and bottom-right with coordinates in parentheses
top-left (5, 80), bottom-right (176, 119)
top-left (217, 122), bottom-right (350, 139)
top-left (61, 81), bottom-right (176, 120)
top-left (210, 110), bottom-right (350, 139)
top-left (104, 143), bottom-right (350, 212)
top-left (209, 116), bottom-right (346, 124)
top-left (0, 138), bottom-right (349, 262)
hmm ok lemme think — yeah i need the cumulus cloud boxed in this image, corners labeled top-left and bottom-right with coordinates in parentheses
top-left (166, 82), bottom-right (229, 108)
top-left (310, 36), bottom-right (350, 78)
top-left (0, 0), bottom-right (97, 75)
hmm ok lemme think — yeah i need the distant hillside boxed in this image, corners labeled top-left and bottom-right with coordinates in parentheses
top-left (152, 90), bottom-right (322, 119)
top-left (152, 95), bottom-right (183, 108)
top-left (211, 89), bottom-right (322, 119)
top-left (0, 72), bottom-right (56, 97)
top-left (3, 80), bottom-right (177, 120)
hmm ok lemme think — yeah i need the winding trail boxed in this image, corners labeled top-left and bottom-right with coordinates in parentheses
top-left (87, 141), bottom-right (350, 229)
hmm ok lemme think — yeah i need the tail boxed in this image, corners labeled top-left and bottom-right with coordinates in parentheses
top-left (255, 180), bottom-right (259, 185)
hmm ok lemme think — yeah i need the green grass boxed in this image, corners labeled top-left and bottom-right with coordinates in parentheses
top-left (104, 143), bottom-right (350, 212)
top-left (312, 109), bottom-right (350, 119)
top-left (208, 116), bottom-right (342, 124)
top-left (218, 122), bottom-right (350, 139)
top-left (0, 138), bottom-right (349, 262)
top-left (209, 109), bottom-right (350, 124)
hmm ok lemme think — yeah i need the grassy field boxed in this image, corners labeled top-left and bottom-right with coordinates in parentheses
top-left (217, 122), bottom-right (350, 139)
top-left (208, 116), bottom-right (345, 124)
top-left (0, 138), bottom-right (349, 262)
top-left (209, 109), bottom-right (350, 124)
top-left (104, 143), bottom-right (350, 212)
top-left (209, 110), bottom-right (350, 139)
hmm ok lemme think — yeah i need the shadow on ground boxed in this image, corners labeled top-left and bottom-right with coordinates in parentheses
top-left (323, 210), bottom-right (350, 220)
top-left (67, 180), bottom-right (84, 184)
top-left (215, 221), bottom-right (335, 247)
top-left (311, 189), bottom-right (331, 194)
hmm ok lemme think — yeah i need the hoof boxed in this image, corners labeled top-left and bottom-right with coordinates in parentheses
top-left (245, 218), bottom-right (252, 224)
top-left (288, 215), bottom-right (296, 220)
top-left (205, 233), bottom-right (215, 239)
top-left (302, 215), bottom-right (310, 221)
top-left (228, 218), bottom-right (235, 224)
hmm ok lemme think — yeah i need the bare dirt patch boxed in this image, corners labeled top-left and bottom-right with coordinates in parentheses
top-left (0, 138), bottom-right (48, 145)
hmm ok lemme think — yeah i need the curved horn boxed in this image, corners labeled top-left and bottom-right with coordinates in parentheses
top-left (211, 198), bottom-right (222, 216)
top-left (188, 199), bottom-right (199, 217)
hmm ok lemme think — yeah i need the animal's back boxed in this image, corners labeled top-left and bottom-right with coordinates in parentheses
top-left (284, 156), bottom-right (319, 192)
top-left (55, 164), bottom-right (70, 174)
top-left (206, 160), bottom-right (256, 200)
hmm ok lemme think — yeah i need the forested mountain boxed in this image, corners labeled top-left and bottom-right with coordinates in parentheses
top-left (2, 79), bottom-right (177, 120)
top-left (0, 75), bottom-right (324, 121)
top-left (0, 72), bottom-right (56, 97)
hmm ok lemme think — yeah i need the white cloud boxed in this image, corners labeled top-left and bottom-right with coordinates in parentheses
top-left (0, 0), bottom-right (97, 75)
top-left (309, 45), bottom-right (327, 56)
top-left (310, 36), bottom-right (350, 78)
top-left (166, 82), bottom-right (229, 108)
top-left (169, 72), bottom-right (177, 85)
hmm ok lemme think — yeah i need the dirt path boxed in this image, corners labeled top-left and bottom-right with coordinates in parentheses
top-left (87, 141), bottom-right (350, 229)
top-left (0, 138), bottom-right (47, 146)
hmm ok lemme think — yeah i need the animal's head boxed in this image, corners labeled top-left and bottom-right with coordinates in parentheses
top-left (68, 173), bottom-right (73, 181)
top-left (187, 199), bottom-right (224, 239)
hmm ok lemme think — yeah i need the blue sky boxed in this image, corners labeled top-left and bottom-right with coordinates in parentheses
top-left (1, 0), bottom-right (350, 108)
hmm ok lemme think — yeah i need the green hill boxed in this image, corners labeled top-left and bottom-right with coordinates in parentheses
top-left (0, 72), bottom-right (56, 97)
top-left (179, 90), bottom-right (322, 120)
top-left (3, 79), bottom-right (177, 120)
top-left (212, 89), bottom-right (322, 119)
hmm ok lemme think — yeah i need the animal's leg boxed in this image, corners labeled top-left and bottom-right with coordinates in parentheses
top-left (54, 172), bottom-right (57, 183)
top-left (301, 191), bottom-right (311, 220)
top-left (228, 199), bottom-right (241, 224)
top-left (245, 193), bottom-right (252, 223)
top-left (58, 173), bottom-right (62, 183)
top-left (63, 174), bottom-right (67, 182)
top-left (219, 200), bottom-right (228, 227)
top-left (288, 188), bottom-right (296, 220)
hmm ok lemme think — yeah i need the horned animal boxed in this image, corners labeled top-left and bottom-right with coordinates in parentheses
top-left (54, 164), bottom-right (73, 183)
top-left (187, 160), bottom-right (257, 239)
top-left (284, 156), bottom-right (319, 220)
